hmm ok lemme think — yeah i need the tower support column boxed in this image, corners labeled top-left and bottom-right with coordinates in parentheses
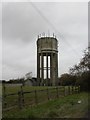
top-left (37, 53), bottom-right (40, 86)
top-left (41, 52), bottom-right (44, 85)
top-left (46, 53), bottom-right (48, 86)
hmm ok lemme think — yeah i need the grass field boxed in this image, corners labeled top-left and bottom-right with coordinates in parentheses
top-left (3, 85), bottom-right (63, 94)
top-left (3, 92), bottom-right (89, 118)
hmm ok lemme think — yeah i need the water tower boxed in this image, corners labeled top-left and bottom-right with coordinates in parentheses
top-left (37, 33), bottom-right (58, 86)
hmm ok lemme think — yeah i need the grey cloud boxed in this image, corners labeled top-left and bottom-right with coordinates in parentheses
top-left (2, 2), bottom-right (88, 80)
top-left (2, 2), bottom-right (50, 43)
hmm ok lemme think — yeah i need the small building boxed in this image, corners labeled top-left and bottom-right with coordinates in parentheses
top-left (24, 79), bottom-right (33, 86)
top-left (24, 78), bottom-right (37, 86)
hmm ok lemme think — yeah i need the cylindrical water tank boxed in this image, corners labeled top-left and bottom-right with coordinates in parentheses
top-left (37, 37), bottom-right (58, 53)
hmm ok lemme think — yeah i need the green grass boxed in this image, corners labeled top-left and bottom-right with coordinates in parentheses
top-left (3, 85), bottom-right (71, 94)
top-left (3, 85), bottom-right (56, 94)
top-left (3, 92), bottom-right (89, 118)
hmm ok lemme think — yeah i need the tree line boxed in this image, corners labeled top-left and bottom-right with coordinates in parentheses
top-left (59, 48), bottom-right (89, 91)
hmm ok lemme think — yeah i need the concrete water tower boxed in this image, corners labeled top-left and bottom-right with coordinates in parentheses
top-left (37, 33), bottom-right (58, 86)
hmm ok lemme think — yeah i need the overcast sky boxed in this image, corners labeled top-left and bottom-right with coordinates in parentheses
top-left (2, 2), bottom-right (88, 80)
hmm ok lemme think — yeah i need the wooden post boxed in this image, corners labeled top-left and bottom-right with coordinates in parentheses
top-left (74, 86), bottom-right (75, 93)
top-left (70, 86), bottom-right (71, 94)
top-left (56, 87), bottom-right (59, 98)
top-left (47, 88), bottom-right (49, 100)
top-left (75, 86), bottom-right (77, 93)
top-left (72, 86), bottom-right (73, 94)
top-left (21, 86), bottom-right (24, 106)
top-left (68, 86), bottom-right (70, 95)
top-left (21, 85), bottom-right (23, 92)
top-left (79, 86), bottom-right (81, 92)
top-left (3, 83), bottom-right (6, 94)
top-left (20, 86), bottom-right (24, 107)
top-left (22, 92), bottom-right (24, 107)
top-left (73, 86), bottom-right (75, 94)
top-left (78, 86), bottom-right (80, 93)
top-left (64, 86), bottom-right (65, 96)
top-left (35, 90), bottom-right (38, 105)
top-left (18, 91), bottom-right (22, 109)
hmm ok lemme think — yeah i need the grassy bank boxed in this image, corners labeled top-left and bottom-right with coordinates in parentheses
top-left (3, 92), bottom-right (88, 118)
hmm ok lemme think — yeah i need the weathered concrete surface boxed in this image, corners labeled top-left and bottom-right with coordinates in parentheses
top-left (37, 37), bottom-right (58, 86)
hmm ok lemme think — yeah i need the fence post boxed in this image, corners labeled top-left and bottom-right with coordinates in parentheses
top-left (64, 86), bottom-right (65, 96)
top-left (35, 90), bottom-right (38, 105)
top-left (68, 86), bottom-right (70, 95)
top-left (79, 86), bottom-right (81, 92)
top-left (74, 86), bottom-right (75, 93)
top-left (22, 91), bottom-right (24, 107)
top-left (73, 86), bottom-right (75, 94)
top-left (70, 86), bottom-right (71, 94)
top-left (75, 86), bottom-right (77, 94)
top-left (56, 87), bottom-right (59, 98)
top-left (47, 88), bottom-right (50, 100)
top-left (72, 86), bottom-right (74, 94)
top-left (20, 85), bottom-right (24, 107)
top-left (78, 86), bottom-right (80, 93)
top-left (18, 91), bottom-right (22, 109)
top-left (20, 85), bottom-right (23, 91)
